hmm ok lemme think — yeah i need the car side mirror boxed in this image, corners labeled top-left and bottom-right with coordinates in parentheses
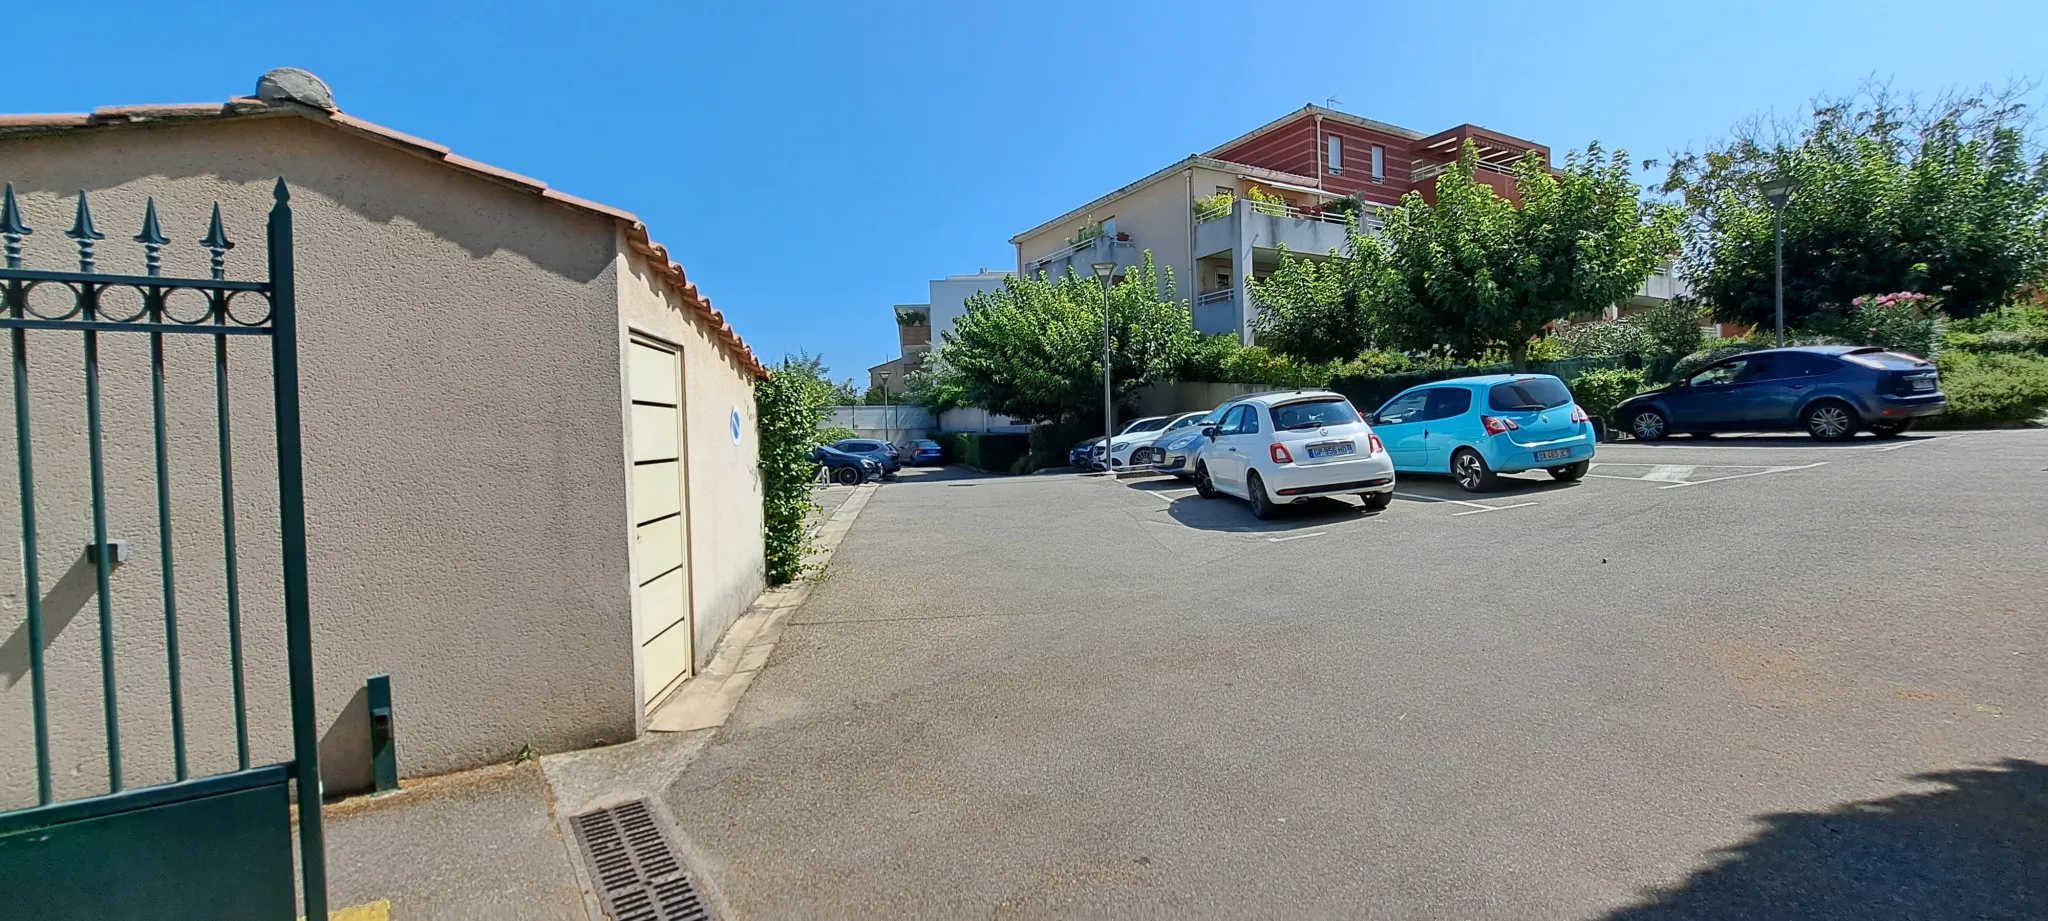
top-left (1201, 426), bottom-right (1219, 438)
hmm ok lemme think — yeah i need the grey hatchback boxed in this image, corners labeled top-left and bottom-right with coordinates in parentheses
top-left (832, 438), bottom-right (901, 474)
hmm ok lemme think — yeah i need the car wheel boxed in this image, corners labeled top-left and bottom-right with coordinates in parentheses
top-left (1870, 420), bottom-right (1912, 437)
top-left (1451, 449), bottom-right (1498, 493)
top-left (1629, 407), bottom-right (1670, 442)
top-left (832, 466), bottom-right (861, 486)
top-left (1359, 491), bottom-right (1393, 512)
top-left (1193, 463), bottom-right (1218, 499)
top-left (1549, 460), bottom-right (1590, 481)
top-left (1804, 400), bottom-right (1859, 441)
top-left (1246, 471), bottom-right (1279, 520)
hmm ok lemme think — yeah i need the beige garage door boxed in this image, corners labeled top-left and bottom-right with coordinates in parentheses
top-left (629, 337), bottom-right (692, 709)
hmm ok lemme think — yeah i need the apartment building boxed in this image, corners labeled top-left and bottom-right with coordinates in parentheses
top-left (1010, 105), bottom-right (1687, 342)
top-left (870, 270), bottom-right (1013, 391)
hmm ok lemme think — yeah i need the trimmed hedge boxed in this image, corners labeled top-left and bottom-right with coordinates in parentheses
top-left (1329, 355), bottom-right (1678, 411)
top-left (1920, 351), bottom-right (2048, 429)
top-left (936, 432), bottom-right (1032, 472)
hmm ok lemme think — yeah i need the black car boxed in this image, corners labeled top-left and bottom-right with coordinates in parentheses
top-left (1616, 346), bottom-right (1945, 441)
top-left (810, 445), bottom-right (882, 485)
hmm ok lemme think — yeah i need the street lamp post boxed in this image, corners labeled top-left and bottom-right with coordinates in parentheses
top-left (1759, 175), bottom-right (1795, 348)
top-left (877, 368), bottom-right (892, 449)
top-left (1092, 261), bottom-right (1117, 472)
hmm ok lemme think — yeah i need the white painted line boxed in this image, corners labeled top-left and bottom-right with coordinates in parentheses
top-left (1642, 464), bottom-right (1697, 482)
top-left (1393, 491), bottom-right (1498, 511)
top-left (1657, 462), bottom-right (1827, 489)
top-left (1266, 532), bottom-right (1326, 543)
top-left (1451, 502), bottom-right (1538, 516)
top-left (1875, 436), bottom-right (1949, 452)
top-left (1583, 473), bottom-right (1665, 483)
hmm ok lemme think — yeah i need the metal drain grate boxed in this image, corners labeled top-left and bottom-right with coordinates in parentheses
top-left (568, 799), bottom-right (711, 921)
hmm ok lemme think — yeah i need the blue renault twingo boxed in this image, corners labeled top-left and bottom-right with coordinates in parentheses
top-left (1368, 374), bottom-right (1596, 492)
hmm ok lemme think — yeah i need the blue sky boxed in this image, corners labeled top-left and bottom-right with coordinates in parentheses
top-left (9, 0), bottom-right (2043, 381)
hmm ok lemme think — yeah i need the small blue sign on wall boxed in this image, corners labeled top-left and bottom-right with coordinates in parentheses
top-left (730, 407), bottom-right (743, 445)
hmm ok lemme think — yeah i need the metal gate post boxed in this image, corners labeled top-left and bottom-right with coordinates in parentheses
top-left (267, 179), bottom-right (327, 919)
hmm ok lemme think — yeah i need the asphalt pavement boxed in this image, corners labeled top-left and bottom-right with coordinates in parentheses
top-left (658, 431), bottom-right (2048, 920)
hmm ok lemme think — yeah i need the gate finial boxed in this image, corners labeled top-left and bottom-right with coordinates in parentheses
top-left (201, 203), bottom-right (234, 280)
top-left (0, 183), bottom-right (29, 269)
top-left (134, 197), bottom-right (168, 276)
top-left (65, 190), bottom-right (105, 272)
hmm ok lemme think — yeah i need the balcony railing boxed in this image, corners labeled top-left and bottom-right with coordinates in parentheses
top-left (1196, 198), bottom-right (1358, 226)
top-left (1410, 158), bottom-right (1518, 185)
top-left (1195, 288), bottom-right (1235, 305)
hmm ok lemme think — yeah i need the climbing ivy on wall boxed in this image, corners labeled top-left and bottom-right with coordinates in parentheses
top-left (755, 353), bottom-right (836, 585)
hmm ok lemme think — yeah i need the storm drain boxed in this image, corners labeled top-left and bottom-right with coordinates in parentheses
top-left (568, 799), bottom-right (712, 921)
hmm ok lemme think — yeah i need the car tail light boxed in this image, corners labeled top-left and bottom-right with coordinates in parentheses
top-left (1569, 405), bottom-right (1590, 424)
top-left (1367, 434), bottom-right (1384, 456)
top-left (1269, 443), bottom-right (1294, 464)
top-left (1481, 415), bottom-right (1520, 435)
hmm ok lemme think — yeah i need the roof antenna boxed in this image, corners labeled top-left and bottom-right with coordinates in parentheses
top-left (1326, 96), bottom-right (1343, 109)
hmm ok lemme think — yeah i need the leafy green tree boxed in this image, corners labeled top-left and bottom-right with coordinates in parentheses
top-left (1249, 245), bottom-right (1376, 363)
top-left (826, 378), bottom-right (862, 405)
top-left (1373, 141), bottom-right (1678, 368)
top-left (861, 383), bottom-right (893, 405)
top-left (940, 252), bottom-right (1196, 425)
top-left (1663, 85), bottom-right (2048, 326)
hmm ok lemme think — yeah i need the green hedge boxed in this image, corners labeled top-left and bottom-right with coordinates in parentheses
top-left (936, 432), bottom-right (1032, 472)
top-left (1329, 355), bottom-right (1677, 412)
top-left (1920, 351), bottom-right (2048, 429)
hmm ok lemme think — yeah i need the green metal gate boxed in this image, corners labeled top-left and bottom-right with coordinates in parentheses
top-left (0, 180), bottom-right (327, 920)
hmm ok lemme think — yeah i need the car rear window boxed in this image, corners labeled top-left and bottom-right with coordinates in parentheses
top-left (1487, 378), bottom-right (1572, 412)
top-left (1126, 418), bottom-right (1169, 433)
top-left (1270, 397), bottom-right (1360, 430)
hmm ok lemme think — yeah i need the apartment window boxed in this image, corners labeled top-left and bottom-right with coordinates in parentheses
top-left (1371, 145), bottom-right (1385, 182)
top-left (1216, 186), bottom-right (1233, 197)
top-left (1326, 134), bottom-right (1343, 174)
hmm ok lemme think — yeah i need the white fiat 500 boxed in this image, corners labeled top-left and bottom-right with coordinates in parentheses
top-left (1192, 391), bottom-right (1395, 519)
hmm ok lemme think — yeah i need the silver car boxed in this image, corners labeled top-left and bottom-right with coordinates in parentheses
top-left (1148, 405), bottom-right (1234, 479)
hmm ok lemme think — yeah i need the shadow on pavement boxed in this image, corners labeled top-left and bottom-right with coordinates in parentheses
top-left (1165, 493), bottom-right (1376, 533)
top-left (1603, 759), bottom-right (2048, 921)
top-left (1393, 473), bottom-right (1586, 499)
top-left (887, 465), bottom-right (1011, 485)
top-left (1122, 475), bottom-right (1193, 493)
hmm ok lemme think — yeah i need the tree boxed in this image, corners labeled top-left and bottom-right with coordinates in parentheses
top-left (826, 377), bottom-right (862, 406)
top-left (861, 383), bottom-right (892, 405)
top-left (1372, 140), bottom-right (1679, 367)
top-left (1663, 84), bottom-right (2048, 327)
top-left (938, 252), bottom-right (1196, 425)
top-left (1249, 245), bottom-right (1375, 363)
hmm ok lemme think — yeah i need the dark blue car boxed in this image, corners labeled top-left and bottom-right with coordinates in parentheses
top-left (810, 445), bottom-right (881, 485)
top-left (1616, 346), bottom-right (1945, 441)
top-left (910, 439), bottom-right (944, 465)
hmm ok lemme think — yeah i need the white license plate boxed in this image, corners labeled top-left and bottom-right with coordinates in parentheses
top-left (1535, 448), bottom-right (1572, 461)
top-left (1307, 443), bottom-right (1355, 459)
top-left (1912, 378), bottom-right (1934, 391)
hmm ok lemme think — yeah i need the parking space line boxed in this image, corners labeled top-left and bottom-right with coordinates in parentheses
top-left (1583, 472), bottom-right (1666, 483)
top-left (1656, 462), bottom-right (1827, 489)
top-left (1450, 502), bottom-right (1538, 516)
top-left (1393, 491), bottom-right (1497, 510)
top-left (1642, 464), bottom-right (1697, 482)
top-left (1266, 532), bottom-right (1326, 543)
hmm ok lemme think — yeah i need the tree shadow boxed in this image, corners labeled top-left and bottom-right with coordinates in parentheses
top-left (1618, 433), bottom-right (1940, 449)
top-left (1603, 759), bottom-right (2048, 921)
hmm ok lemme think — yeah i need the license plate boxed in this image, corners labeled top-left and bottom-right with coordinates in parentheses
top-left (1307, 442), bottom-right (1355, 459)
top-left (1535, 448), bottom-right (1572, 461)
top-left (1912, 377), bottom-right (1934, 391)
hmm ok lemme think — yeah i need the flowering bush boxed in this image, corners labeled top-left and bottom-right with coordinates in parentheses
top-left (1846, 292), bottom-right (1941, 357)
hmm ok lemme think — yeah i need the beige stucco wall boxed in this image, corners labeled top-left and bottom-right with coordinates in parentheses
top-left (0, 114), bottom-right (640, 806)
top-left (615, 249), bottom-right (765, 678)
top-left (1014, 165), bottom-right (1244, 304)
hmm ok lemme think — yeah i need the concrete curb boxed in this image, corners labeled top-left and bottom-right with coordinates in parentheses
top-left (644, 484), bottom-right (878, 733)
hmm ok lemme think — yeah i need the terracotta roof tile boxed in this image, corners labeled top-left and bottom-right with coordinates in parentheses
top-left (0, 96), bottom-right (765, 379)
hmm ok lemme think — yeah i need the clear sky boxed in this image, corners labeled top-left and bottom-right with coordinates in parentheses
top-left (8, 0), bottom-right (2042, 381)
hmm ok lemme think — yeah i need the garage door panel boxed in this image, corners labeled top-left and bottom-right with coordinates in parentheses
top-left (629, 341), bottom-right (680, 404)
top-left (640, 619), bottom-right (692, 707)
top-left (635, 567), bottom-right (687, 640)
top-left (635, 515), bottom-right (685, 586)
top-left (631, 404), bottom-right (680, 463)
top-left (632, 461), bottom-right (682, 523)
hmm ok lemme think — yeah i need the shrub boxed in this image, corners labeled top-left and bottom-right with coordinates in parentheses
top-left (1028, 419), bottom-right (1100, 471)
top-left (1245, 184), bottom-right (1289, 216)
top-left (1551, 321), bottom-right (1653, 359)
top-left (1634, 298), bottom-right (1707, 357)
top-left (815, 425), bottom-right (856, 445)
top-left (756, 354), bottom-right (837, 585)
top-left (1193, 191), bottom-right (1234, 216)
top-left (950, 432), bottom-right (1032, 472)
top-left (1320, 195), bottom-right (1366, 218)
top-left (1948, 304), bottom-right (2048, 335)
top-left (1921, 351), bottom-right (2048, 428)
top-left (1944, 328), bottom-right (2048, 356)
top-left (1567, 368), bottom-right (1651, 422)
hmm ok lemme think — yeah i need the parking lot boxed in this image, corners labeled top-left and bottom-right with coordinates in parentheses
top-left (672, 429), bottom-right (2046, 920)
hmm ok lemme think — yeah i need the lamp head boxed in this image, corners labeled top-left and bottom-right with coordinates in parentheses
top-left (1091, 261), bottom-right (1117, 279)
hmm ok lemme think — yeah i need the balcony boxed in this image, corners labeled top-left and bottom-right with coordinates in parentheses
top-left (1192, 288), bottom-right (1239, 336)
top-left (1193, 198), bottom-right (1366, 260)
top-left (1023, 234), bottom-right (1137, 282)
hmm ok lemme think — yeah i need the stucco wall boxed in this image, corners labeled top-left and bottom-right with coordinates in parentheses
top-left (616, 249), bottom-right (766, 674)
top-left (0, 115), bottom-right (639, 806)
top-left (1016, 167), bottom-right (1214, 304)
